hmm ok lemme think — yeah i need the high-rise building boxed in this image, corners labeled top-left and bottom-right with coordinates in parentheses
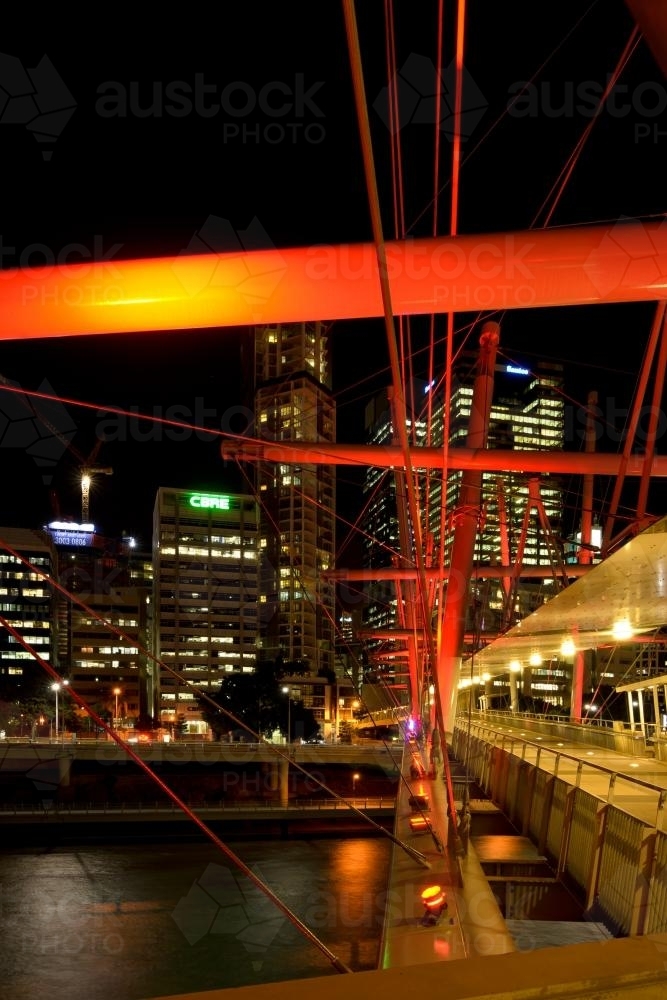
top-left (152, 487), bottom-right (259, 733)
top-left (444, 357), bottom-right (565, 629)
top-left (361, 381), bottom-right (429, 639)
top-left (67, 586), bottom-right (149, 728)
top-left (0, 527), bottom-right (57, 701)
top-left (359, 356), bottom-right (566, 704)
top-left (254, 322), bottom-right (336, 676)
top-left (43, 521), bottom-right (154, 728)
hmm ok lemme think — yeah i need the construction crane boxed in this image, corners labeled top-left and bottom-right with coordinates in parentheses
top-left (79, 439), bottom-right (113, 524)
top-left (0, 373), bottom-right (112, 523)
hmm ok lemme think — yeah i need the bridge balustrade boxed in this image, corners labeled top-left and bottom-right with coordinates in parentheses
top-left (454, 721), bottom-right (667, 937)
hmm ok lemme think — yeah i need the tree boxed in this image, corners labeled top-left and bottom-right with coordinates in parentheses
top-left (198, 658), bottom-right (320, 742)
top-left (134, 711), bottom-right (161, 731)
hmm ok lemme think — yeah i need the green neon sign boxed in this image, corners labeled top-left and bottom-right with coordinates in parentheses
top-left (188, 493), bottom-right (231, 511)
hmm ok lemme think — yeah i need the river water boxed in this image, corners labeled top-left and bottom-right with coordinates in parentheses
top-left (0, 835), bottom-right (392, 1000)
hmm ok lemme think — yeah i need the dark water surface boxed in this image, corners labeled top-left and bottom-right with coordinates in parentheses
top-left (0, 835), bottom-right (391, 999)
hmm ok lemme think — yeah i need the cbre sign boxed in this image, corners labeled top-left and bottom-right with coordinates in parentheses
top-left (188, 492), bottom-right (231, 511)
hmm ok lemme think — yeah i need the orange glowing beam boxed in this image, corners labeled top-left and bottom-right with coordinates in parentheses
top-left (0, 221), bottom-right (666, 340)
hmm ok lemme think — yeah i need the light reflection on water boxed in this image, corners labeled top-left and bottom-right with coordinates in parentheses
top-left (0, 837), bottom-right (391, 1000)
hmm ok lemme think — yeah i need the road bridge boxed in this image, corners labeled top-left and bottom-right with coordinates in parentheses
top-left (0, 739), bottom-right (403, 768)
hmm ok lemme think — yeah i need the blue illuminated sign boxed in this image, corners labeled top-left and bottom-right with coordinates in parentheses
top-left (506, 365), bottom-right (529, 376)
top-left (50, 530), bottom-right (93, 547)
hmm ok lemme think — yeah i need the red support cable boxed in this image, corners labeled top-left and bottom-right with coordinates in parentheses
top-left (0, 612), bottom-right (354, 974)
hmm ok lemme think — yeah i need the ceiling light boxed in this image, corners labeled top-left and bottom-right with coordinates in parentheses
top-left (612, 619), bottom-right (634, 641)
top-left (560, 638), bottom-right (576, 657)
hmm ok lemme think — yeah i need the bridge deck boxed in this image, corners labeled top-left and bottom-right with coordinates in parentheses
top-left (462, 715), bottom-right (667, 829)
top-left (378, 744), bottom-right (514, 968)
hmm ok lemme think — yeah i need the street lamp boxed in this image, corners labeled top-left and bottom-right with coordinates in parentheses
top-left (282, 686), bottom-right (291, 744)
top-left (51, 680), bottom-right (69, 739)
top-left (113, 687), bottom-right (122, 726)
top-left (352, 772), bottom-right (360, 796)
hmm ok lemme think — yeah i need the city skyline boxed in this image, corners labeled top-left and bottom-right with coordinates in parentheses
top-left (3, 7), bottom-right (667, 997)
top-left (1, 2), bottom-right (665, 547)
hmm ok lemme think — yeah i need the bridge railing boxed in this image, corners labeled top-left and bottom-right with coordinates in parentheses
top-left (453, 721), bottom-right (667, 937)
top-left (454, 718), bottom-right (667, 828)
top-left (0, 797), bottom-right (394, 816)
top-left (462, 709), bottom-right (652, 754)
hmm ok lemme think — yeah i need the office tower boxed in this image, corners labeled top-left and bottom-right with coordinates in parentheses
top-left (152, 486), bottom-right (259, 733)
top-left (360, 357), bottom-right (565, 705)
top-left (44, 521), bottom-right (153, 728)
top-left (0, 527), bottom-right (57, 702)
top-left (361, 381), bottom-right (429, 640)
top-left (67, 587), bottom-right (149, 728)
top-left (446, 355), bottom-right (567, 708)
top-left (254, 322), bottom-right (336, 677)
top-left (445, 357), bottom-right (565, 627)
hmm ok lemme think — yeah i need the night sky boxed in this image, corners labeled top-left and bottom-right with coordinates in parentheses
top-left (0, 1), bottom-right (664, 548)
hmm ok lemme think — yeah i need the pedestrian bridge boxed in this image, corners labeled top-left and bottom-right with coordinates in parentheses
top-left (158, 711), bottom-right (667, 1000)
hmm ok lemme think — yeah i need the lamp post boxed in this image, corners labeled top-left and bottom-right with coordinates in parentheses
top-left (352, 772), bottom-right (360, 796)
top-left (113, 687), bottom-right (122, 726)
top-left (282, 686), bottom-right (291, 744)
top-left (51, 680), bottom-right (69, 740)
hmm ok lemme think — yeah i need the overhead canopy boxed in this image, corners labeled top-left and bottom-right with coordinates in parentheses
top-left (464, 514), bottom-right (667, 676)
top-left (615, 672), bottom-right (667, 693)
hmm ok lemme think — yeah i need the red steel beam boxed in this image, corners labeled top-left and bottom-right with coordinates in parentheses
top-left (223, 441), bottom-right (667, 477)
top-left (1, 221), bottom-right (666, 340)
top-left (327, 565), bottom-right (590, 581)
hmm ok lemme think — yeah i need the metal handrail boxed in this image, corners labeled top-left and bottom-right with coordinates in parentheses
top-left (0, 796), bottom-right (393, 816)
top-left (458, 718), bottom-right (667, 827)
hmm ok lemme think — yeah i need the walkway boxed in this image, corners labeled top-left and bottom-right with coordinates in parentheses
top-left (378, 741), bottom-right (514, 968)
top-left (463, 715), bottom-right (667, 829)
